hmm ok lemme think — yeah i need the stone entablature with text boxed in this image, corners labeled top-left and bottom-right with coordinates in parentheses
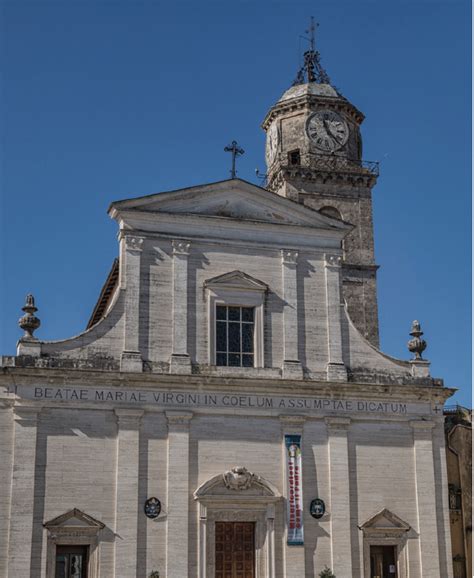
top-left (16, 384), bottom-right (436, 417)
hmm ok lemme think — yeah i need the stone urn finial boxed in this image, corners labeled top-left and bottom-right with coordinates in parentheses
top-left (407, 320), bottom-right (427, 360)
top-left (18, 294), bottom-right (41, 339)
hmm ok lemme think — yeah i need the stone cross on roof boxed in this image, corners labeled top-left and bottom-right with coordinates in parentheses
top-left (224, 140), bottom-right (245, 179)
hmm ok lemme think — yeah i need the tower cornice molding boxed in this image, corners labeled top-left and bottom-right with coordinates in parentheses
top-left (267, 164), bottom-right (377, 192)
top-left (262, 93), bottom-right (364, 130)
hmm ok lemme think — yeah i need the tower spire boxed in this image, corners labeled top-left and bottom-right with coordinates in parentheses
top-left (293, 17), bottom-right (331, 86)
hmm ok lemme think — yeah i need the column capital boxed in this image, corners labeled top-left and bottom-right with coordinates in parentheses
top-left (115, 408), bottom-right (144, 428)
top-left (122, 234), bottom-right (145, 252)
top-left (279, 415), bottom-right (306, 432)
top-left (325, 253), bottom-right (342, 268)
top-left (0, 399), bottom-right (15, 410)
top-left (410, 419), bottom-right (435, 432)
top-left (166, 410), bottom-right (193, 427)
top-left (13, 404), bottom-right (42, 424)
top-left (172, 239), bottom-right (191, 256)
top-left (199, 503), bottom-right (207, 520)
top-left (281, 249), bottom-right (298, 265)
top-left (266, 503), bottom-right (276, 519)
top-left (325, 416), bottom-right (351, 432)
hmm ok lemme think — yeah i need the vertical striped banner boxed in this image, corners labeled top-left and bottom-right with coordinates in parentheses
top-left (285, 434), bottom-right (304, 545)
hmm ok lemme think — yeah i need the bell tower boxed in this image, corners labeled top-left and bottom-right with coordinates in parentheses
top-left (262, 19), bottom-right (380, 346)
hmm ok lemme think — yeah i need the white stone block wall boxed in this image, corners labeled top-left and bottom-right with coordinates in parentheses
top-left (42, 409), bottom-right (118, 575)
top-left (138, 239), bottom-right (331, 375)
top-left (141, 413), bottom-right (168, 577)
top-left (27, 230), bottom-right (417, 383)
top-left (0, 403), bottom-right (453, 578)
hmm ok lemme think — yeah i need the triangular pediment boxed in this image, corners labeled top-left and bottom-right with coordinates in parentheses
top-left (44, 508), bottom-right (105, 530)
top-left (360, 508), bottom-right (410, 532)
top-left (205, 271), bottom-right (268, 292)
top-left (109, 178), bottom-right (350, 231)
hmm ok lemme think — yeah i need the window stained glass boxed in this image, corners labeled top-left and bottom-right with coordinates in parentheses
top-left (215, 306), bottom-right (255, 367)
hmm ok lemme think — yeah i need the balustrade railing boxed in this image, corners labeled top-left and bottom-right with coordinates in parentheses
top-left (309, 154), bottom-right (379, 176)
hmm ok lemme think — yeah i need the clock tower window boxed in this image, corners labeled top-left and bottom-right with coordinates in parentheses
top-left (288, 150), bottom-right (301, 166)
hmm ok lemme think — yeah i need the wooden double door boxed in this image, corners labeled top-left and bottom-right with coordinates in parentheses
top-left (215, 522), bottom-right (255, 578)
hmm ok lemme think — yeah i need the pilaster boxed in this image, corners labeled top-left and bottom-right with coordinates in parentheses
top-left (410, 420), bottom-right (441, 577)
top-left (0, 401), bottom-right (13, 578)
top-left (325, 417), bottom-right (352, 577)
top-left (198, 502), bottom-right (207, 578)
top-left (281, 249), bottom-right (302, 378)
top-left (266, 503), bottom-right (276, 578)
top-left (432, 418), bottom-right (454, 578)
top-left (170, 240), bottom-right (192, 373)
top-left (166, 411), bottom-right (193, 576)
top-left (120, 234), bottom-right (145, 372)
top-left (114, 409), bottom-right (143, 577)
top-left (324, 254), bottom-right (347, 381)
top-left (8, 405), bottom-right (42, 576)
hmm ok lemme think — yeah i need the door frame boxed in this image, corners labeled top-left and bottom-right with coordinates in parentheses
top-left (364, 537), bottom-right (406, 578)
top-left (194, 469), bottom-right (282, 578)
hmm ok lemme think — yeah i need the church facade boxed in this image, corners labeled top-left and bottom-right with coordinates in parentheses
top-left (0, 42), bottom-right (455, 578)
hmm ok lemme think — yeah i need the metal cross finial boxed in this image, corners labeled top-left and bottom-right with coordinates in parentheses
top-left (224, 140), bottom-right (245, 179)
top-left (292, 17), bottom-right (332, 87)
top-left (306, 16), bottom-right (317, 52)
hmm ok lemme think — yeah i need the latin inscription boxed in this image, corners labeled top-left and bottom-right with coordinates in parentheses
top-left (7, 385), bottom-right (430, 415)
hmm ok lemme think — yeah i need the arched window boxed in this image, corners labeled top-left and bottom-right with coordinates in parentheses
top-left (319, 205), bottom-right (343, 220)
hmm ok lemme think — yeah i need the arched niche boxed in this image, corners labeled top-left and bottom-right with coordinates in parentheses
top-left (193, 467), bottom-right (282, 578)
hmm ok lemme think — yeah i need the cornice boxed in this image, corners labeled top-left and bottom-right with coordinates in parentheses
top-left (117, 211), bottom-right (346, 251)
top-left (342, 263), bottom-right (380, 272)
top-left (0, 365), bottom-right (455, 403)
top-left (261, 94), bottom-right (364, 129)
top-left (267, 165), bottom-right (377, 191)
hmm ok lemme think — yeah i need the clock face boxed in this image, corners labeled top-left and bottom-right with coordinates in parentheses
top-left (266, 123), bottom-right (279, 165)
top-left (306, 110), bottom-right (349, 153)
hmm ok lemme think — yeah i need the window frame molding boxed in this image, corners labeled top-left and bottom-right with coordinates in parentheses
top-left (205, 271), bottom-right (267, 368)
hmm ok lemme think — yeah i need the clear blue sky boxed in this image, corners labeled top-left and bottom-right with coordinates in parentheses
top-left (1, 1), bottom-right (471, 407)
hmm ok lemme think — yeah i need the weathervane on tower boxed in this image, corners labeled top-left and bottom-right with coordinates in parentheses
top-left (293, 16), bottom-right (331, 86)
top-left (224, 140), bottom-right (245, 179)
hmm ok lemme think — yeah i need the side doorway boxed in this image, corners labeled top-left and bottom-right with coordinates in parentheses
top-left (360, 508), bottom-right (410, 578)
